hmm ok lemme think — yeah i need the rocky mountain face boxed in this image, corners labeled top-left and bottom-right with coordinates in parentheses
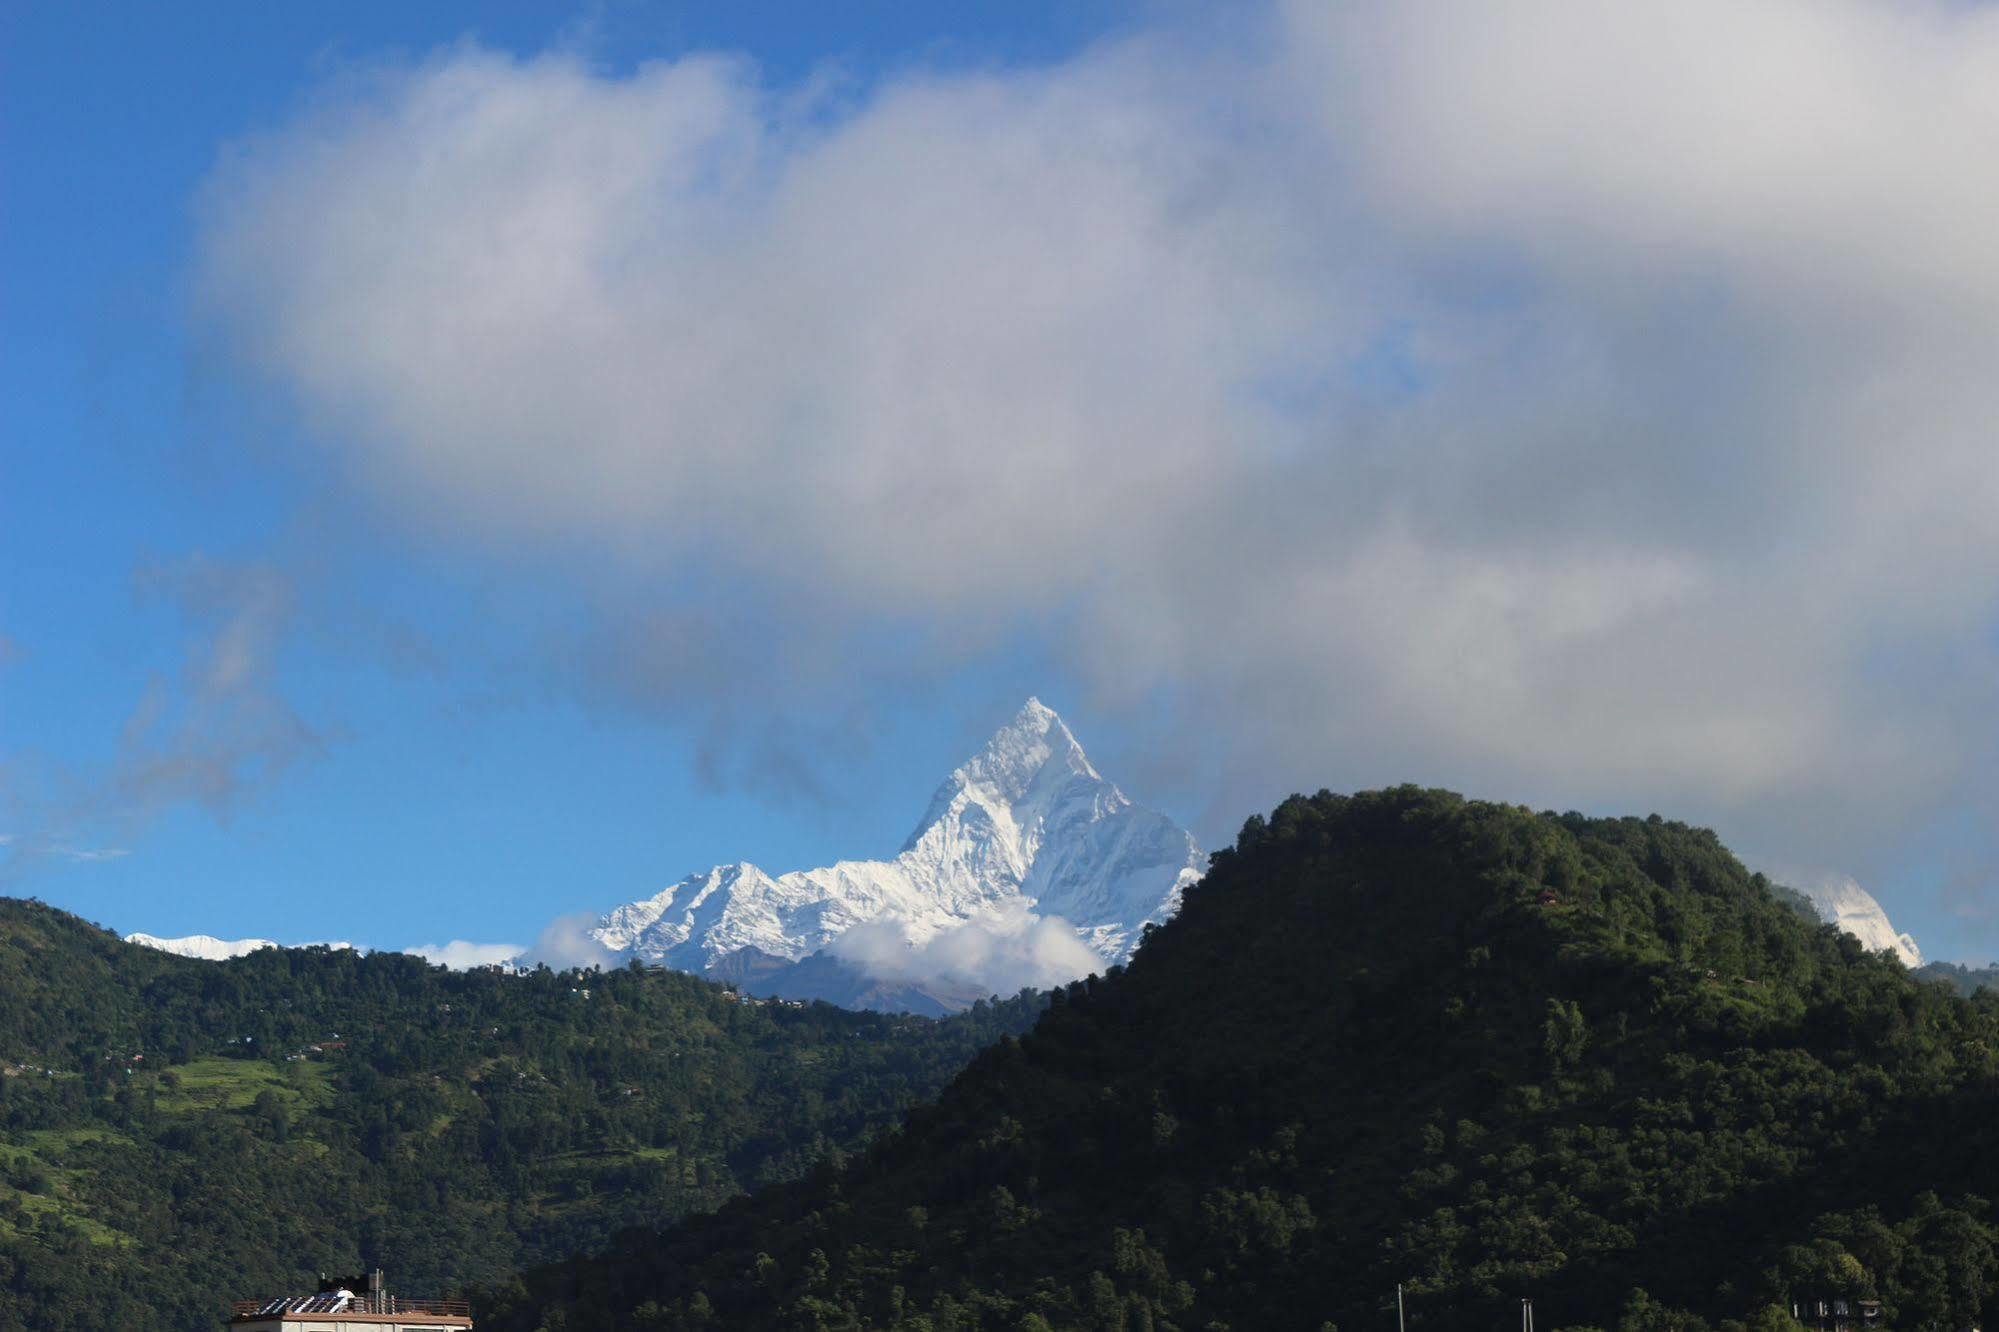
top-left (587, 699), bottom-right (1204, 1011)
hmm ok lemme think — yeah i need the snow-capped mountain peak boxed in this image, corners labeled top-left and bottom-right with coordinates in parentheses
top-left (892, 698), bottom-right (1128, 904)
top-left (947, 697), bottom-right (1096, 802)
top-left (902, 699), bottom-right (1096, 838)
top-left (585, 700), bottom-right (1204, 1005)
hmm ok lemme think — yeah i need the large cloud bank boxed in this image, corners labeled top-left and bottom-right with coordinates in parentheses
top-left (197, 1), bottom-right (1999, 919)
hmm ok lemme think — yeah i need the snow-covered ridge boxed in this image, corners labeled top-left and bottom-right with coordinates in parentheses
top-left (124, 933), bottom-right (353, 961)
top-left (123, 930), bottom-right (513, 970)
top-left (127, 933), bottom-right (278, 961)
top-left (588, 699), bottom-right (1205, 980)
top-left (1797, 874), bottom-right (1923, 967)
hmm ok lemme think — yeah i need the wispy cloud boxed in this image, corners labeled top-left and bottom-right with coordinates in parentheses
top-left (1, 556), bottom-right (325, 880)
top-left (53, 846), bottom-right (131, 864)
top-left (115, 556), bottom-right (324, 816)
top-left (194, 1), bottom-right (1999, 909)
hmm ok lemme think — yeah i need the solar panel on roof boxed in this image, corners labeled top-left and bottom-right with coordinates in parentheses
top-left (245, 1292), bottom-right (367, 1316)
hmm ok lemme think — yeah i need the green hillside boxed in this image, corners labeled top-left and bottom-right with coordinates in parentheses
top-left (0, 900), bottom-right (1042, 1331)
top-left (483, 788), bottom-right (1999, 1331)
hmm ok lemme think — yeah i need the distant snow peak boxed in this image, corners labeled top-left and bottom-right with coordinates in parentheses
top-left (1798, 873), bottom-right (1923, 967)
top-left (125, 933), bottom-right (357, 962)
top-left (126, 933), bottom-right (279, 961)
top-left (126, 931), bottom-right (529, 971)
top-left (587, 699), bottom-right (1204, 1010)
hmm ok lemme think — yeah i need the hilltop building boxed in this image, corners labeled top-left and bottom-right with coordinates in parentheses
top-left (227, 1270), bottom-right (470, 1331)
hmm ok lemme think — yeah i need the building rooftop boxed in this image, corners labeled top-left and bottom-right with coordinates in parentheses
top-left (226, 1271), bottom-right (470, 1328)
top-left (227, 1296), bottom-right (471, 1327)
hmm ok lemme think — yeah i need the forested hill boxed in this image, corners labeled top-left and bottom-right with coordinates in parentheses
top-left (1915, 960), bottom-right (1999, 998)
top-left (0, 899), bottom-right (1042, 1332)
top-left (486, 788), bottom-right (1999, 1332)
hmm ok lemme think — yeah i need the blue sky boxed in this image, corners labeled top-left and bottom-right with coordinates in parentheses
top-left (0, 1), bottom-right (1139, 951)
top-left (6, 0), bottom-right (1999, 964)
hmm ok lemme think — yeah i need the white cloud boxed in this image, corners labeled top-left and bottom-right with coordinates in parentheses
top-left (195, 2), bottom-right (1999, 914)
top-left (827, 901), bottom-right (1106, 996)
top-left (519, 911), bottom-right (623, 971)
top-left (407, 939), bottom-right (523, 970)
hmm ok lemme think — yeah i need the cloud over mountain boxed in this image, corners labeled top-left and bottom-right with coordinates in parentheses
top-left (407, 939), bottom-right (525, 970)
top-left (825, 903), bottom-right (1104, 999)
top-left (196, 0), bottom-right (1999, 936)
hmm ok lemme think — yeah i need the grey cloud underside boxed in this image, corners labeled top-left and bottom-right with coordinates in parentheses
top-left (196, 0), bottom-right (1999, 941)
top-left (583, 700), bottom-right (1203, 1011)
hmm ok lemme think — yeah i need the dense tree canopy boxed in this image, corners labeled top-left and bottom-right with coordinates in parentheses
top-left (0, 901), bottom-right (1042, 1331)
top-left (481, 789), bottom-right (1999, 1331)
top-left (10, 789), bottom-right (1997, 1331)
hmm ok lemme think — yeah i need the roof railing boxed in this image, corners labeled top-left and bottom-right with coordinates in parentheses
top-left (230, 1297), bottom-right (472, 1317)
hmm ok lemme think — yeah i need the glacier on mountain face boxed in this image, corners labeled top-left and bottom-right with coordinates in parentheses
top-left (586, 699), bottom-right (1204, 1009)
top-left (1795, 873), bottom-right (1923, 967)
